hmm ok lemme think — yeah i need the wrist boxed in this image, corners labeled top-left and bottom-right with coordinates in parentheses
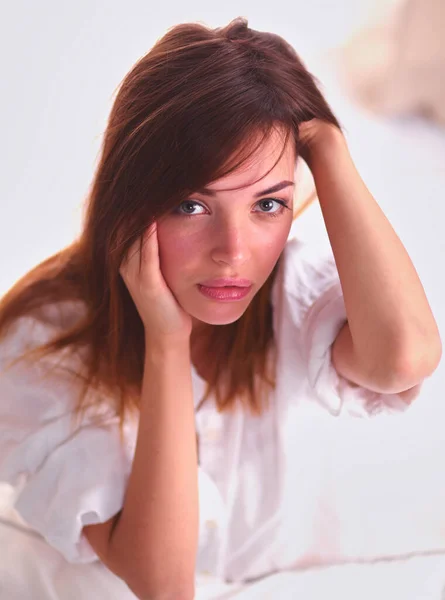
top-left (145, 332), bottom-right (191, 361)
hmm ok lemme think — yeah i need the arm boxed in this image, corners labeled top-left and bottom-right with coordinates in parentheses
top-left (84, 338), bottom-right (198, 600)
top-left (300, 121), bottom-right (442, 395)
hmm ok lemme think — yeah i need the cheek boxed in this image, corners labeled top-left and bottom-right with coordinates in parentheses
top-left (258, 223), bottom-right (292, 264)
top-left (157, 223), bottom-right (202, 285)
top-left (266, 227), bottom-right (290, 254)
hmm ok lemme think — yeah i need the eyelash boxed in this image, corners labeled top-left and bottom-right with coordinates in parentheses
top-left (175, 198), bottom-right (292, 220)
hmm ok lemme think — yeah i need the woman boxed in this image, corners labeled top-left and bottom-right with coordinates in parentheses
top-left (0, 16), bottom-right (441, 600)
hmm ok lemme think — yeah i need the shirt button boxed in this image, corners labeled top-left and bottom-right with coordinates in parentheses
top-left (205, 519), bottom-right (218, 530)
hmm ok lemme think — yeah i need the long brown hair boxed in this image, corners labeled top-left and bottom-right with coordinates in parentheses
top-left (0, 17), bottom-right (341, 435)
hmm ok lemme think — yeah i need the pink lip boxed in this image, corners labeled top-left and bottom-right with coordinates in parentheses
top-left (199, 278), bottom-right (252, 288)
top-left (197, 284), bottom-right (252, 301)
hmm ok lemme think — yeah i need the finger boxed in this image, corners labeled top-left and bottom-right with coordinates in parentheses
top-left (119, 236), bottom-right (141, 279)
top-left (140, 222), bottom-right (157, 263)
top-left (140, 222), bottom-right (160, 278)
top-left (120, 223), bottom-right (157, 278)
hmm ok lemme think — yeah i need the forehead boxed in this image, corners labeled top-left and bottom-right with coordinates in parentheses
top-left (204, 128), bottom-right (296, 194)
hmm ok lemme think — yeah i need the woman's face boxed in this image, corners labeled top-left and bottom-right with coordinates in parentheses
top-left (157, 129), bottom-right (296, 331)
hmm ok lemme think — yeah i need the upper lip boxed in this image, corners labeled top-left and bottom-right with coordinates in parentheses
top-left (199, 278), bottom-right (252, 288)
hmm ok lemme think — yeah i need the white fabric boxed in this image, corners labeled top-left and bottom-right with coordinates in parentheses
top-left (0, 237), bottom-right (430, 597)
top-left (2, 518), bottom-right (445, 600)
top-left (201, 555), bottom-right (445, 599)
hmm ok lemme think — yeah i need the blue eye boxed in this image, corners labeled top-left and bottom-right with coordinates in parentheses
top-left (254, 198), bottom-right (290, 217)
top-left (174, 197), bottom-right (291, 219)
top-left (175, 201), bottom-right (206, 216)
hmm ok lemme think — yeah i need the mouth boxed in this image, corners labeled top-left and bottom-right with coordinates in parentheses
top-left (199, 278), bottom-right (252, 288)
top-left (197, 283), bottom-right (252, 302)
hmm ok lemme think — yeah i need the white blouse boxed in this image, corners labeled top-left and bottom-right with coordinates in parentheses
top-left (0, 237), bottom-right (418, 589)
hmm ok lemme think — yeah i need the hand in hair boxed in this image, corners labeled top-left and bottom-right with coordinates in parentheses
top-left (298, 118), bottom-right (345, 169)
top-left (119, 222), bottom-right (193, 342)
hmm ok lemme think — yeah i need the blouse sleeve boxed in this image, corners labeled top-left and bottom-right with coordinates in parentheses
top-left (281, 238), bottom-right (420, 417)
top-left (0, 314), bottom-right (228, 568)
top-left (0, 317), bottom-right (135, 564)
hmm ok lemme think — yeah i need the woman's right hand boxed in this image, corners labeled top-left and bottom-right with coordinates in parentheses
top-left (119, 222), bottom-right (193, 343)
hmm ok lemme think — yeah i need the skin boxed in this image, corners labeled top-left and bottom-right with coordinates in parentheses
top-left (156, 127), bottom-right (297, 338)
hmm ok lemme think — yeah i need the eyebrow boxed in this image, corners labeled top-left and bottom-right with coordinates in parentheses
top-left (195, 180), bottom-right (295, 198)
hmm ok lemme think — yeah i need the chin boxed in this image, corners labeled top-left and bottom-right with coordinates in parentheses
top-left (200, 315), bottom-right (243, 326)
top-left (187, 302), bottom-right (251, 328)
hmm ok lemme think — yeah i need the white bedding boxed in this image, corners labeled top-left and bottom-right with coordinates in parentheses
top-left (2, 511), bottom-right (445, 600)
top-left (195, 555), bottom-right (445, 600)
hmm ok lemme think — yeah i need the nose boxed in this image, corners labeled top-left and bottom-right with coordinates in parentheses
top-left (210, 219), bottom-right (251, 267)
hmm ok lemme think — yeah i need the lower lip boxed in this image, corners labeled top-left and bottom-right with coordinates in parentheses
top-left (197, 284), bottom-right (252, 301)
